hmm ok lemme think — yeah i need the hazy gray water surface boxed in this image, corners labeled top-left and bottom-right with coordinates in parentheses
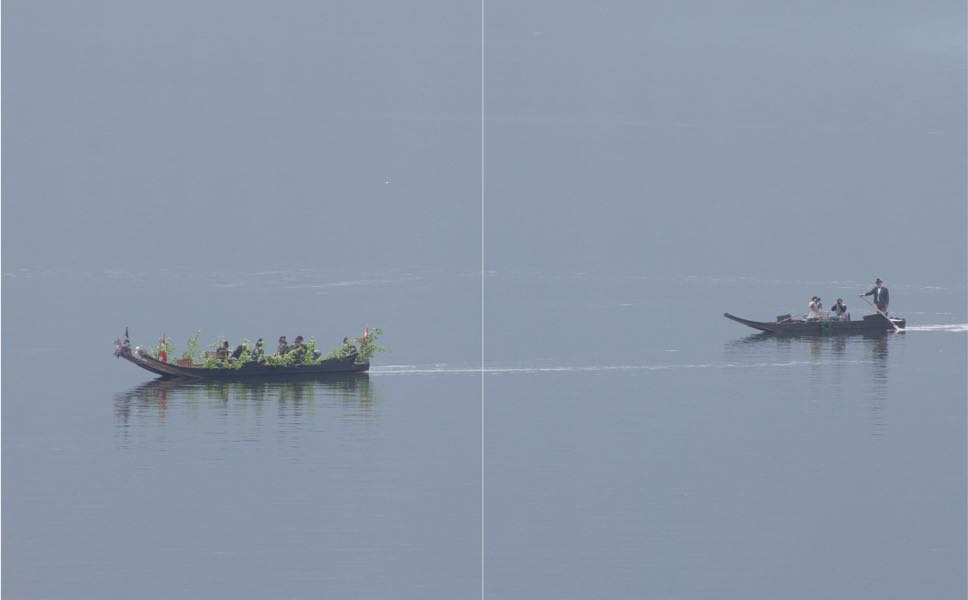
top-left (483, 273), bottom-right (966, 599)
top-left (4, 0), bottom-right (966, 599)
top-left (4, 270), bottom-right (964, 599)
top-left (482, 2), bottom-right (966, 594)
top-left (3, 270), bottom-right (481, 599)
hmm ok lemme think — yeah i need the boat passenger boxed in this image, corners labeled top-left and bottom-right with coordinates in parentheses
top-left (341, 337), bottom-right (357, 359)
top-left (830, 298), bottom-right (849, 321)
top-left (860, 278), bottom-right (890, 315)
top-left (291, 335), bottom-right (307, 363)
top-left (252, 339), bottom-right (265, 361)
top-left (231, 344), bottom-right (245, 360)
top-left (277, 336), bottom-right (289, 355)
top-left (215, 341), bottom-right (231, 360)
top-left (807, 296), bottom-right (823, 321)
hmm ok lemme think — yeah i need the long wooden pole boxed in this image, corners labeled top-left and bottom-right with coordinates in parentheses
top-left (859, 295), bottom-right (902, 333)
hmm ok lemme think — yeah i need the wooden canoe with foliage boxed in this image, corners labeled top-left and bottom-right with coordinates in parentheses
top-left (114, 328), bottom-right (384, 380)
top-left (116, 346), bottom-right (369, 379)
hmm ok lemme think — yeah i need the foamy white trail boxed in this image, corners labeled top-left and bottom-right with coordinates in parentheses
top-left (905, 324), bottom-right (968, 332)
top-left (371, 360), bottom-right (872, 376)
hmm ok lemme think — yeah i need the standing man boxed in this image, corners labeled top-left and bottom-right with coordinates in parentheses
top-left (860, 278), bottom-right (890, 315)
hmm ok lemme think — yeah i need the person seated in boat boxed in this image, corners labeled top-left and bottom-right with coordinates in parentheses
top-left (806, 296), bottom-right (823, 321)
top-left (290, 335), bottom-right (307, 363)
top-left (215, 340), bottom-right (231, 360)
top-left (830, 298), bottom-right (849, 321)
top-left (341, 337), bottom-right (358, 359)
top-left (251, 338), bottom-right (265, 361)
top-left (291, 335), bottom-right (319, 361)
top-left (296, 336), bottom-right (321, 362)
top-left (277, 336), bottom-right (289, 356)
top-left (231, 343), bottom-right (245, 360)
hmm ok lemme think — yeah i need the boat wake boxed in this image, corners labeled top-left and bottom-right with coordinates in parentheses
top-left (371, 359), bottom-right (873, 376)
top-left (905, 324), bottom-right (968, 333)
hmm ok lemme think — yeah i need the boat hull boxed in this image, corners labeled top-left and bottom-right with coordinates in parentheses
top-left (724, 312), bottom-right (905, 335)
top-left (119, 350), bottom-right (369, 379)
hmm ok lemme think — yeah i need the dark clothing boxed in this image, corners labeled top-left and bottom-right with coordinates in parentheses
top-left (215, 344), bottom-right (230, 360)
top-left (863, 285), bottom-right (890, 309)
top-left (290, 341), bottom-right (306, 363)
top-left (277, 341), bottom-right (289, 355)
top-left (252, 341), bottom-right (264, 361)
top-left (831, 303), bottom-right (849, 319)
top-left (231, 344), bottom-right (245, 360)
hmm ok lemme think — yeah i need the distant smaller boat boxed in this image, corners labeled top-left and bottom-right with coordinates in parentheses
top-left (724, 312), bottom-right (905, 335)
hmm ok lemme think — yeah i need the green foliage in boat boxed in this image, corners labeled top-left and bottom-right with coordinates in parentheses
top-left (182, 331), bottom-right (202, 362)
top-left (172, 328), bottom-right (387, 369)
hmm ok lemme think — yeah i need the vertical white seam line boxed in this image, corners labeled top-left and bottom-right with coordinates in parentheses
top-left (480, 0), bottom-right (486, 597)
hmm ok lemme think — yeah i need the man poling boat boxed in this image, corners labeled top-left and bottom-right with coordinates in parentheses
top-left (857, 280), bottom-right (902, 333)
top-left (725, 278), bottom-right (904, 335)
top-left (859, 278), bottom-right (890, 315)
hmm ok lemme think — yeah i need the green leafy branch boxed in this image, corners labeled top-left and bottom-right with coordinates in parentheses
top-left (182, 331), bottom-right (202, 362)
top-left (335, 328), bottom-right (387, 363)
top-left (160, 329), bottom-right (388, 369)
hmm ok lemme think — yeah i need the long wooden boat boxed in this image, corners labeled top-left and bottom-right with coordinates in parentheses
top-left (116, 346), bottom-right (368, 379)
top-left (724, 312), bottom-right (905, 335)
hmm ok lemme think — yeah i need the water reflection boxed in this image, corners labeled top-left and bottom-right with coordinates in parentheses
top-left (867, 335), bottom-right (890, 436)
top-left (725, 332), bottom-right (901, 436)
top-left (114, 374), bottom-right (373, 428)
top-left (726, 331), bottom-right (895, 364)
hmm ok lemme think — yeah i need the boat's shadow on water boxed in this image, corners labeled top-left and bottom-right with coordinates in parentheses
top-left (113, 374), bottom-right (374, 425)
top-left (726, 331), bottom-right (894, 361)
top-left (725, 331), bottom-right (895, 435)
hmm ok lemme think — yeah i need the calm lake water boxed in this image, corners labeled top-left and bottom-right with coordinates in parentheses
top-left (3, 269), bottom-right (965, 599)
top-left (483, 271), bottom-right (966, 600)
top-left (4, 1), bottom-right (965, 598)
top-left (2, 268), bottom-right (482, 599)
